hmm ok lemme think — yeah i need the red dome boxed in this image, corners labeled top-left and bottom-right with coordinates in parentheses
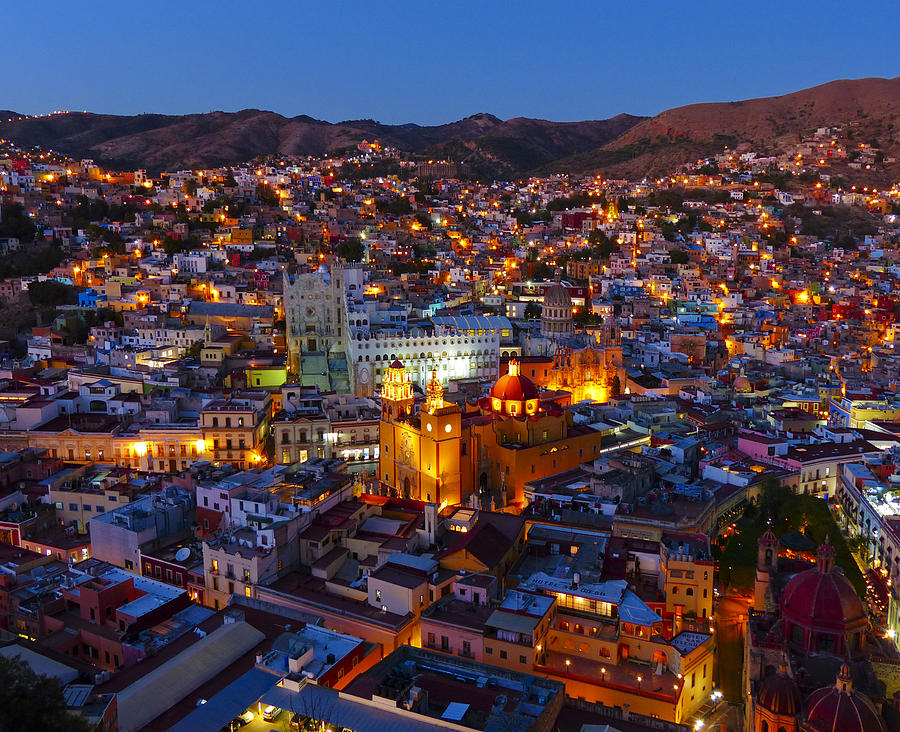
top-left (389, 359), bottom-right (404, 369)
top-left (758, 674), bottom-right (801, 716)
top-left (491, 372), bottom-right (539, 402)
top-left (804, 667), bottom-right (885, 732)
top-left (781, 568), bottom-right (865, 634)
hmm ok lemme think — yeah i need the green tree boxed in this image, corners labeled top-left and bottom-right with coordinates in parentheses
top-left (184, 340), bottom-right (203, 359)
top-left (524, 302), bottom-right (541, 319)
top-left (28, 280), bottom-right (77, 307)
top-left (162, 235), bottom-right (199, 255)
top-left (0, 654), bottom-right (91, 732)
top-left (669, 249), bottom-right (689, 265)
top-left (336, 237), bottom-right (364, 263)
top-left (0, 203), bottom-right (37, 243)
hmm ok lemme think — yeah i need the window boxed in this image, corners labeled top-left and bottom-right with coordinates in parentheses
top-left (520, 655), bottom-right (527, 664)
top-left (499, 650), bottom-right (507, 659)
top-left (486, 646), bottom-right (493, 655)
top-left (69, 503), bottom-right (78, 511)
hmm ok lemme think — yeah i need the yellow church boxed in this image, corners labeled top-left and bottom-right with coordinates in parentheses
top-left (379, 359), bottom-right (608, 509)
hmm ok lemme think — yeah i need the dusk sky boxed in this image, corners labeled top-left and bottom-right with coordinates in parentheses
top-left (8, 1), bottom-right (900, 124)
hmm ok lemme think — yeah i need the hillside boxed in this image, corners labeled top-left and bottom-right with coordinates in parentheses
top-left (0, 109), bottom-right (643, 175)
top-left (3, 77), bottom-right (899, 181)
top-left (551, 77), bottom-right (900, 181)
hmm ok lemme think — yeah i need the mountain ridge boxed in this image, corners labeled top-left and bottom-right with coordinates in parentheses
top-left (2, 76), bottom-right (899, 180)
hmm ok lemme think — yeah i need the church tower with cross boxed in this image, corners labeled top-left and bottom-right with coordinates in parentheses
top-left (379, 361), bottom-right (464, 505)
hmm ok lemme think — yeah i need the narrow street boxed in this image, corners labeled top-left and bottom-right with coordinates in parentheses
top-left (713, 594), bottom-right (750, 731)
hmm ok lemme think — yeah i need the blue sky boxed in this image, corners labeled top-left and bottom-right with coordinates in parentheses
top-left (7, 1), bottom-right (899, 124)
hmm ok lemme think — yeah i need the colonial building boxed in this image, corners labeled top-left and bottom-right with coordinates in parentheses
top-left (378, 359), bottom-right (607, 507)
top-left (746, 536), bottom-right (897, 732)
top-left (540, 283), bottom-right (574, 341)
top-left (379, 363), bottom-right (464, 505)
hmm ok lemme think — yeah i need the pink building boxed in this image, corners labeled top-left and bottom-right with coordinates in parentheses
top-left (419, 574), bottom-right (496, 661)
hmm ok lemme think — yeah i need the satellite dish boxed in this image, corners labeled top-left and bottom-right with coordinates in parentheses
top-left (174, 547), bottom-right (191, 562)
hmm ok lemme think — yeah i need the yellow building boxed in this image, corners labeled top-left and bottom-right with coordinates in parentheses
top-left (546, 339), bottom-right (624, 405)
top-left (380, 363), bottom-right (463, 505)
top-left (379, 359), bottom-right (608, 508)
top-left (117, 426), bottom-right (208, 473)
top-left (50, 473), bottom-right (143, 534)
top-left (519, 572), bottom-right (715, 724)
top-left (200, 395), bottom-right (270, 470)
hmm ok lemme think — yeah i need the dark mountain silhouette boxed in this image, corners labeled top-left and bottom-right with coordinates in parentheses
top-left (2, 77), bottom-right (898, 181)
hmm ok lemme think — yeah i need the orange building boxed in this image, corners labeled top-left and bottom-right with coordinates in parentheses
top-left (379, 360), bottom-right (607, 508)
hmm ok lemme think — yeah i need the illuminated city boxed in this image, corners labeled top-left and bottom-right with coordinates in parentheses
top-left (2, 4), bottom-right (900, 732)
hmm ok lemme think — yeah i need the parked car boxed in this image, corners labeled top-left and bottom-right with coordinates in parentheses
top-left (263, 705), bottom-right (283, 722)
top-left (234, 710), bottom-right (254, 726)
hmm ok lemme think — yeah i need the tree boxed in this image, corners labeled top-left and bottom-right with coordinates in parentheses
top-left (587, 229), bottom-right (620, 259)
top-left (0, 203), bottom-right (37, 243)
top-left (669, 249), bottom-right (689, 265)
top-left (28, 280), bottom-right (77, 307)
top-left (184, 340), bottom-right (203, 359)
top-left (524, 302), bottom-right (541, 320)
top-left (0, 654), bottom-right (91, 732)
top-left (162, 235), bottom-right (199, 255)
top-left (337, 237), bottom-right (364, 263)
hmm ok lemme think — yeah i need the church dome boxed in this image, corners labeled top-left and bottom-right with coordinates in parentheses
top-left (781, 540), bottom-right (866, 657)
top-left (782, 544), bottom-right (865, 634)
top-left (543, 283), bottom-right (572, 308)
top-left (758, 673), bottom-right (802, 716)
top-left (541, 284), bottom-right (574, 340)
top-left (733, 374), bottom-right (752, 393)
top-left (490, 360), bottom-right (539, 417)
top-left (803, 664), bottom-right (885, 732)
top-left (492, 363), bottom-right (539, 403)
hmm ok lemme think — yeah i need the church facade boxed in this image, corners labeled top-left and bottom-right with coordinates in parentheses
top-left (378, 359), bottom-right (608, 508)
